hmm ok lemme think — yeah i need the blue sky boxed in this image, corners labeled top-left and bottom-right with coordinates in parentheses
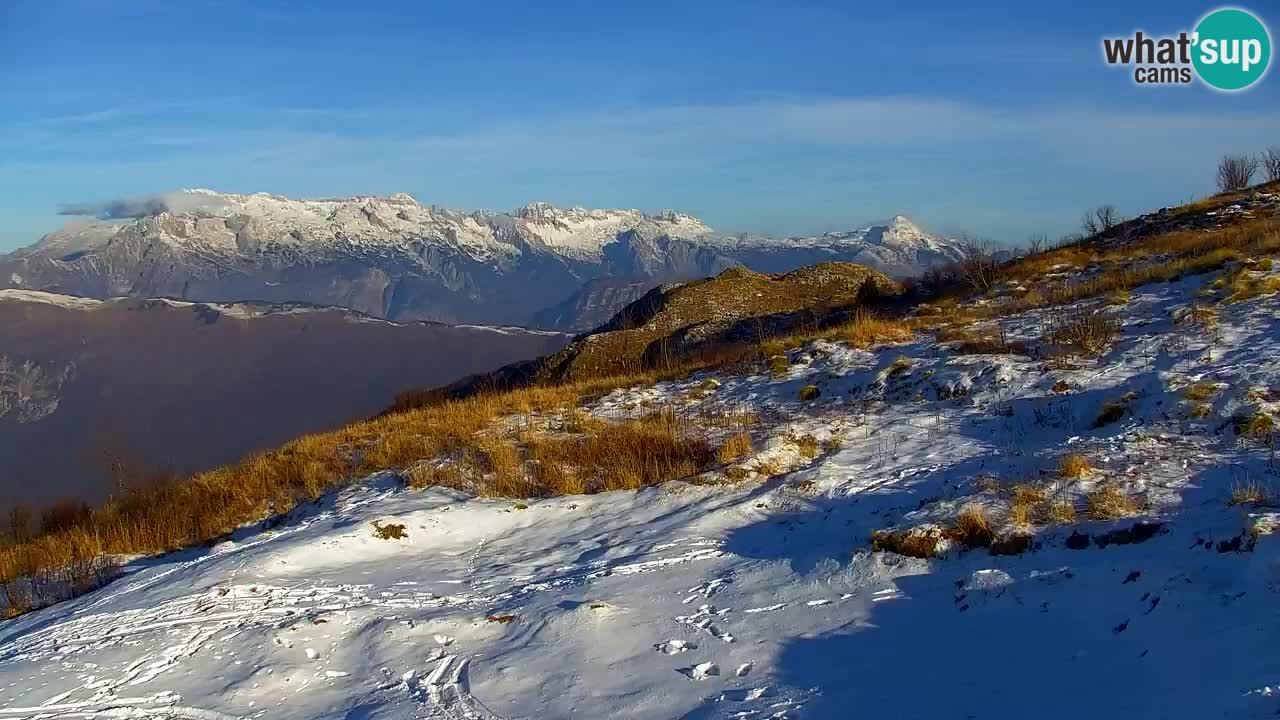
top-left (1, 0), bottom-right (1277, 250)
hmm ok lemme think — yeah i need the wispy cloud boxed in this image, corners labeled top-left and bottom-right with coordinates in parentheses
top-left (3, 95), bottom-right (1275, 245)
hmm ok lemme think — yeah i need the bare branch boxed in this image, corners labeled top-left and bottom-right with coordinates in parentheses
top-left (1261, 146), bottom-right (1280, 184)
top-left (1217, 154), bottom-right (1259, 192)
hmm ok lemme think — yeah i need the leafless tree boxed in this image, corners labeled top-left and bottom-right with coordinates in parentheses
top-left (958, 236), bottom-right (1000, 292)
top-left (1081, 205), bottom-right (1120, 238)
top-left (1217, 154), bottom-right (1259, 192)
top-left (1027, 233), bottom-right (1047, 255)
top-left (1261, 146), bottom-right (1280, 183)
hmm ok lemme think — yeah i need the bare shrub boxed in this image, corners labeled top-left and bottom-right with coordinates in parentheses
top-left (1263, 147), bottom-right (1280, 183)
top-left (1217, 154), bottom-right (1259, 193)
top-left (1045, 307), bottom-right (1121, 356)
top-left (958, 237), bottom-right (1001, 291)
top-left (1081, 205), bottom-right (1120, 237)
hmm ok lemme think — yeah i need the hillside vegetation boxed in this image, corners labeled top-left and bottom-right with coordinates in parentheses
top-left (3, 181), bottom-right (1279, 619)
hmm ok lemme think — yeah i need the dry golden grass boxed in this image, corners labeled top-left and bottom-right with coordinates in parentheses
top-left (825, 309), bottom-right (914, 347)
top-left (754, 459), bottom-right (786, 477)
top-left (371, 521), bottom-right (407, 540)
top-left (1086, 485), bottom-right (1140, 520)
top-left (1039, 499), bottom-right (1078, 525)
top-left (791, 434), bottom-right (820, 459)
top-left (870, 527), bottom-right (945, 558)
top-left (1234, 411), bottom-right (1277, 438)
top-left (716, 432), bottom-right (754, 465)
top-left (955, 216), bottom-right (1280, 323)
top-left (1007, 498), bottom-right (1032, 527)
top-left (1229, 481), bottom-right (1269, 507)
top-left (1184, 401), bottom-right (1213, 419)
top-left (1183, 382), bottom-right (1219, 402)
top-left (946, 505), bottom-right (995, 548)
top-left (0, 370), bottom-right (698, 610)
top-left (768, 355), bottom-right (790, 378)
top-left (1058, 453), bottom-right (1092, 478)
top-left (405, 462), bottom-right (466, 491)
top-left (935, 327), bottom-right (1027, 355)
top-left (475, 440), bottom-right (524, 497)
top-left (564, 410), bottom-right (608, 434)
top-left (1221, 269), bottom-right (1280, 304)
top-left (798, 384), bottom-right (821, 401)
top-left (1006, 484), bottom-right (1046, 527)
top-left (1106, 289), bottom-right (1132, 306)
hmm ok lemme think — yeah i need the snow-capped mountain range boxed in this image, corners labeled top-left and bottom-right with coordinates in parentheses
top-left (0, 189), bottom-right (969, 328)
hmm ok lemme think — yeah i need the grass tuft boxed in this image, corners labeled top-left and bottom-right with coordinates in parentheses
top-left (946, 506), bottom-right (995, 548)
top-left (716, 432), bottom-right (754, 465)
top-left (372, 522), bottom-right (408, 540)
top-left (1086, 485), bottom-right (1140, 520)
top-left (1058, 453), bottom-right (1092, 478)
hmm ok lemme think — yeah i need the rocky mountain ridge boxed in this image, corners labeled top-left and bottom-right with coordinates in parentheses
top-left (1, 190), bottom-right (967, 328)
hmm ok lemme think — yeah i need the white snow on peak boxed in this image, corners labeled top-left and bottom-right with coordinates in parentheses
top-left (45, 190), bottom-right (715, 263)
top-left (19, 190), bottom-right (967, 276)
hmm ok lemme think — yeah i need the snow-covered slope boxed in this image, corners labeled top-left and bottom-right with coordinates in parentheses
top-left (0, 191), bottom-right (965, 328)
top-left (4, 261), bottom-right (1280, 719)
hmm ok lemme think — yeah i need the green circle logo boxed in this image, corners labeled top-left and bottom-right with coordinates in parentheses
top-left (1193, 8), bottom-right (1272, 91)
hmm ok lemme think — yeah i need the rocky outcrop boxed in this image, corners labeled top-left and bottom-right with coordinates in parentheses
top-left (394, 262), bottom-right (901, 409)
top-left (0, 355), bottom-right (75, 423)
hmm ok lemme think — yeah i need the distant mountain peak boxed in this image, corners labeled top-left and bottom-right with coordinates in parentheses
top-left (3, 189), bottom-right (971, 330)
